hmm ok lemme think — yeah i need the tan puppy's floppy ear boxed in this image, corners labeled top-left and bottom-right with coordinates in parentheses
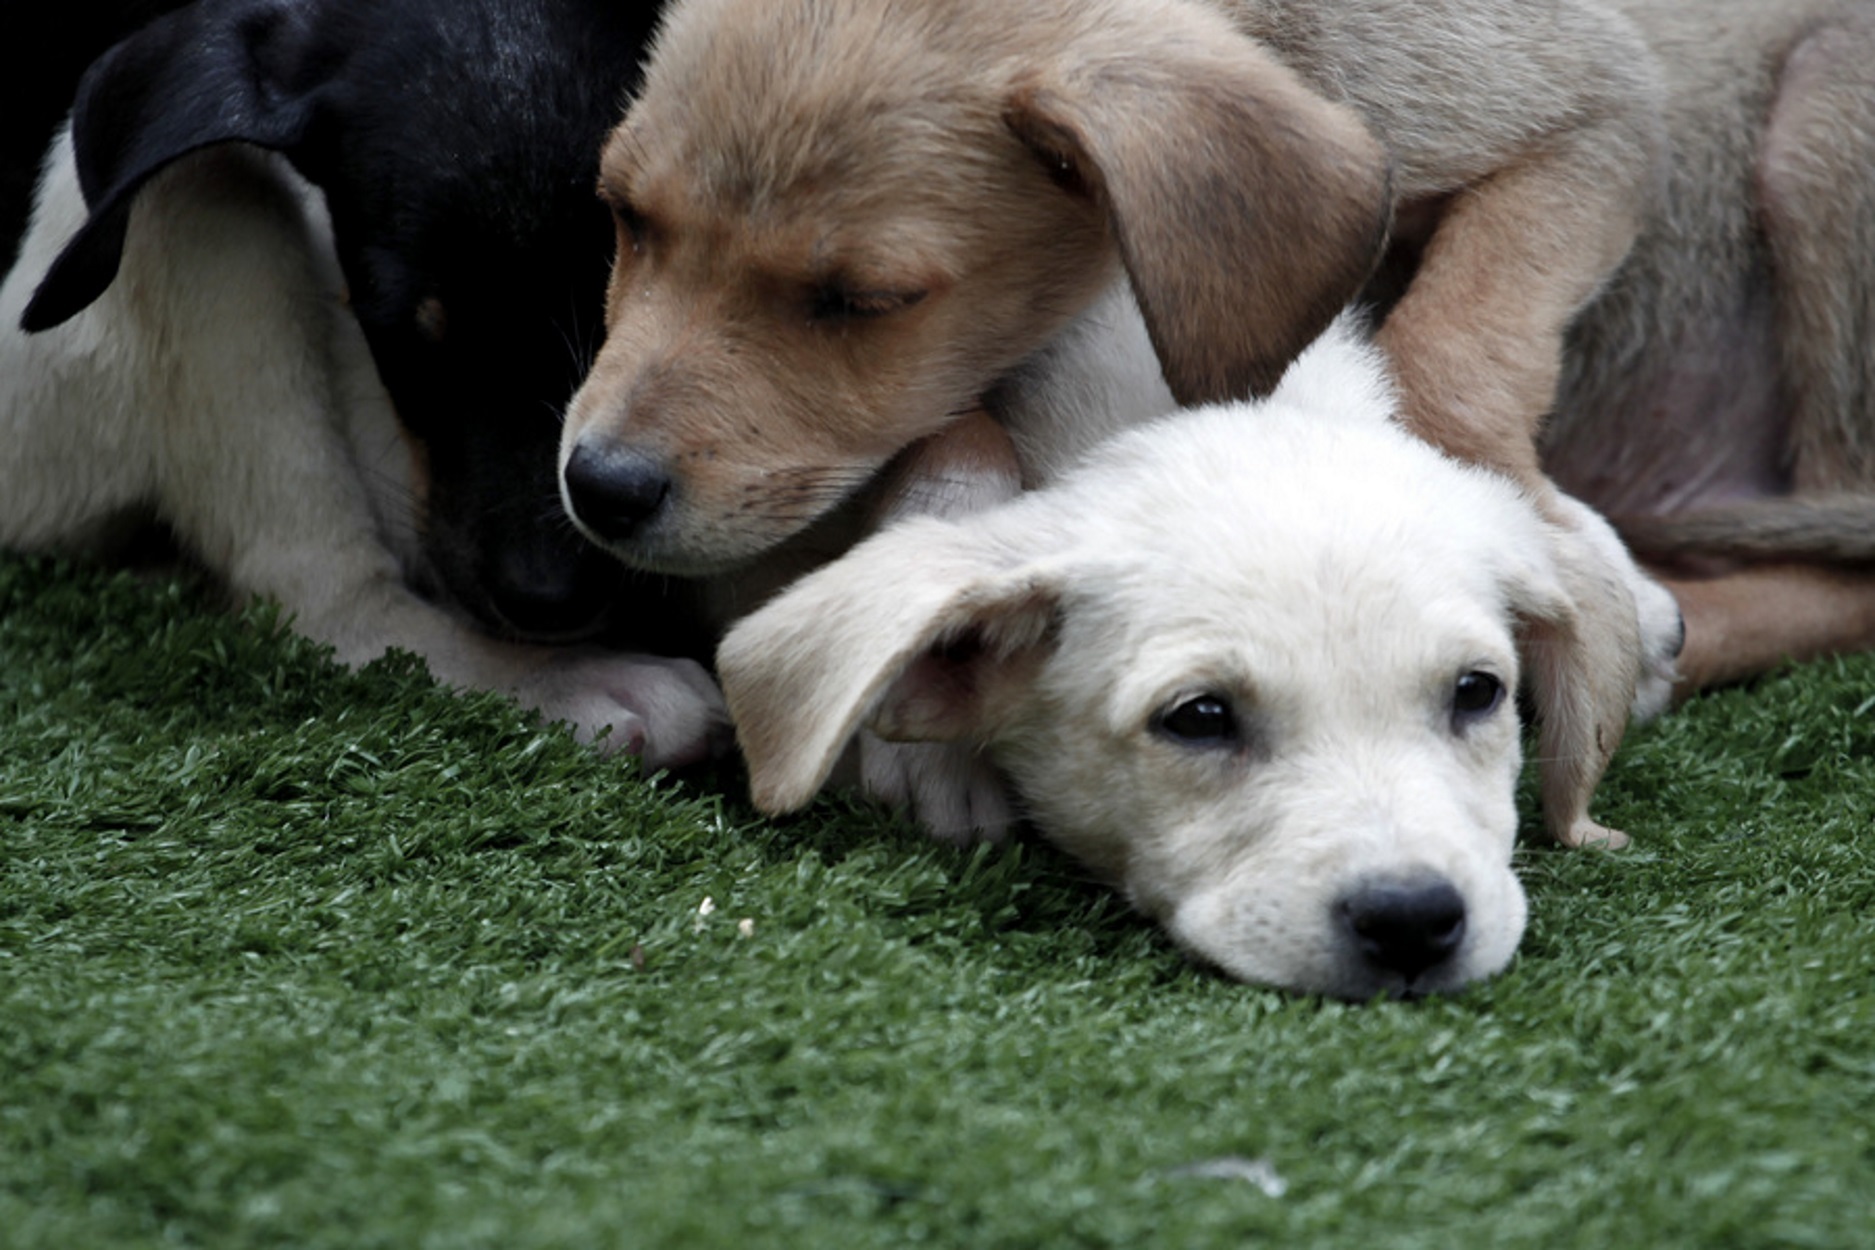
top-left (1005, 35), bottom-right (1392, 405)
top-left (717, 516), bottom-right (1062, 815)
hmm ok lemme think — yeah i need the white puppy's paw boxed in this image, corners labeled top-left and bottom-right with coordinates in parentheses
top-left (514, 649), bottom-right (731, 772)
top-left (1550, 494), bottom-right (1683, 723)
top-left (856, 732), bottom-right (1014, 845)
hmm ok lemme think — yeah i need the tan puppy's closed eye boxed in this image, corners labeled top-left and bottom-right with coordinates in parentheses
top-left (719, 322), bottom-right (1618, 998)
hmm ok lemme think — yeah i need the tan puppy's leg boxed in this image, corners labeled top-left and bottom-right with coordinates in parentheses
top-left (1376, 141), bottom-right (1647, 479)
top-left (1513, 494), bottom-right (1678, 851)
top-left (1666, 567), bottom-right (1875, 695)
top-left (1373, 137), bottom-right (1659, 850)
top-left (1648, 15), bottom-right (1875, 703)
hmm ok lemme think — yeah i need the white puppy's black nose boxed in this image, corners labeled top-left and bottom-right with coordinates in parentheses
top-left (563, 442), bottom-right (671, 542)
top-left (1339, 875), bottom-right (1468, 983)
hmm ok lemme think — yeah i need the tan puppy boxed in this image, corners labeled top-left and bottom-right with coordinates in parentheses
top-left (562, 0), bottom-right (1683, 849)
top-left (718, 320), bottom-right (1642, 997)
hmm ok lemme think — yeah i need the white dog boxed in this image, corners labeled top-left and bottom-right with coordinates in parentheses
top-left (718, 321), bottom-right (1679, 998)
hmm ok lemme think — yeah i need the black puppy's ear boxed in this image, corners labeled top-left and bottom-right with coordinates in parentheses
top-left (22, 1), bottom-right (327, 331)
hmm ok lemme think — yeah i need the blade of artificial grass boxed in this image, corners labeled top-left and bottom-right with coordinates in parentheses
top-left (2, 552), bottom-right (1872, 1249)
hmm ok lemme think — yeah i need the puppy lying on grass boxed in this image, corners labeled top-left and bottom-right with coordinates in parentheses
top-left (717, 320), bottom-right (1678, 998)
top-left (0, 0), bottom-right (726, 771)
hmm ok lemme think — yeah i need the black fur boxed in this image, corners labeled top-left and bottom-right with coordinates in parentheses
top-left (21, 0), bottom-right (662, 640)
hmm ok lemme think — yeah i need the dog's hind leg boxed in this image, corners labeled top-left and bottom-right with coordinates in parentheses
top-left (1663, 565), bottom-right (1875, 693)
top-left (1634, 14), bottom-right (1875, 701)
top-left (1757, 11), bottom-right (1875, 496)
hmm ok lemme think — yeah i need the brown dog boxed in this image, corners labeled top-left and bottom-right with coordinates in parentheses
top-left (561, 0), bottom-right (1861, 847)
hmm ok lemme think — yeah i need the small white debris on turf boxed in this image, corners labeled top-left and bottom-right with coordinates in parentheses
top-left (1159, 1157), bottom-right (1288, 1198)
top-left (737, 918), bottom-right (755, 938)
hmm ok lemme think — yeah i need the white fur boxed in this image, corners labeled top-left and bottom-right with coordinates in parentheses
top-left (0, 128), bottom-right (726, 769)
top-left (718, 320), bottom-right (1669, 996)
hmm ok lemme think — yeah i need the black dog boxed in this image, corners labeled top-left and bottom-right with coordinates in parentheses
top-left (1, 0), bottom-right (728, 768)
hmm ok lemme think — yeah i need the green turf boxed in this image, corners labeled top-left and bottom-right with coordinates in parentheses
top-left (3, 551), bottom-right (1872, 1249)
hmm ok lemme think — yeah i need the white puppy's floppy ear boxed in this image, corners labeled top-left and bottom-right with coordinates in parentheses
top-left (717, 516), bottom-right (1063, 815)
top-left (1003, 15), bottom-right (1392, 405)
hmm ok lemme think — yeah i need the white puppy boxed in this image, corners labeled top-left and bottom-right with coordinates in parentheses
top-left (1, 134), bottom-right (725, 769)
top-left (718, 321), bottom-right (1666, 998)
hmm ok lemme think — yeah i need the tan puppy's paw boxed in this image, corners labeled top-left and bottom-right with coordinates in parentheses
top-left (1554, 817), bottom-right (1631, 852)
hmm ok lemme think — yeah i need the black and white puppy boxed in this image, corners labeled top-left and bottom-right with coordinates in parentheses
top-left (1, 0), bottom-right (728, 768)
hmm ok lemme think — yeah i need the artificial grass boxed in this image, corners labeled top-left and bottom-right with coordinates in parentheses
top-left (2, 550), bottom-right (1872, 1249)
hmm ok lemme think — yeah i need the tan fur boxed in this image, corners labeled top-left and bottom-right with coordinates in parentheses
top-left (563, 0), bottom-right (1392, 576)
top-left (1541, 1), bottom-right (1875, 697)
top-left (1667, 566), bottom-right (1875, 691)
top-left (577, 0), bottom-right (1875, 844)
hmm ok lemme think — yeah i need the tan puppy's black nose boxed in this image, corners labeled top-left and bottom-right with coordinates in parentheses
top-left (1339, 875), bottom-right (1468, 984)
top-left (563, 442), bottom-right (672, 542)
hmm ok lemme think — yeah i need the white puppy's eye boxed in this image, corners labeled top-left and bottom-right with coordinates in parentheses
top-left (1451, 671), bottom-right (1506, 725)
top-left (1154, 694), bottom-right (1238, 747)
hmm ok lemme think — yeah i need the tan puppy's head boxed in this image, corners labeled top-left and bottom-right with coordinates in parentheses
top-left (560, 0), bottom-right (1391, 575)
top-left (718, 326), bottom-right (1572, 998)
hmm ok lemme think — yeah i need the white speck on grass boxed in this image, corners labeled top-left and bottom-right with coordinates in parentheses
top-left (1160, 1156), bottom-right (1288, 1198)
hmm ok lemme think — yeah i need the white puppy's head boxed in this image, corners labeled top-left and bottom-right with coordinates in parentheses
top-left (719, 331), bottom-right (1574, 998)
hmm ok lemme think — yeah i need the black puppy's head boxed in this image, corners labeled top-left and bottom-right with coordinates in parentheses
top-left (22, 0), bottom-right (661, 640)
